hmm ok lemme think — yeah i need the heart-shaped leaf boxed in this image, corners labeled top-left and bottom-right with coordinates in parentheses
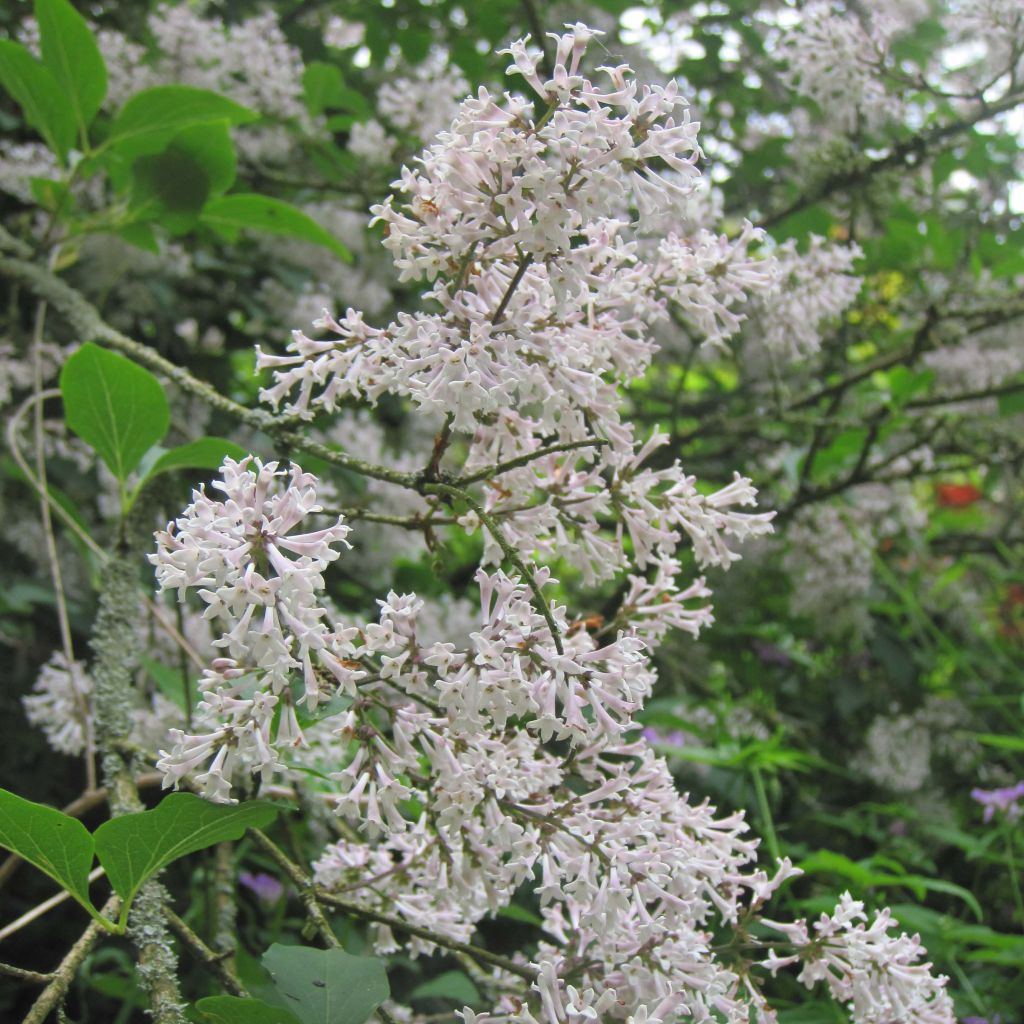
top-left (0, 788), bottom-right (96, 916)
top-left (60, 342), bottom-right (169, 484)
top-left (263, 944), bottom-right (389, 1024)
top-left (93, 793), bottom-right (278, 911)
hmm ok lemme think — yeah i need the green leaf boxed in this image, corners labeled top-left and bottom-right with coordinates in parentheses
top-left (0, 788), bottom-right (96, 916)
top-left (141, 437), bottom-right (250, 486)
top-left (200, 194), bottom-right (352, 261)
top-left (35, 0), bottom-right (107, 140)
top-left (303, 62), bottom-right (346, 118)
top-left (113, 221), bottom-right (160, 253)
top-left (997, 387), bottom-right (1024, 416)
top-left (262, 944), bottom-right (390, 1024)
top-left (410, 970), bottom-right (480, 1005)
top-left (0, 40), bottom-right (75, 160)
top-left (59, 342), bottom-right (170, 483)
top-left (128, 122), bottom-right (237, 233)
top-left (496, 901), bottom-right (544, 926)
top-left (93, 793), bottom-right (278, 912)
top-left (196, 996), bottom-right (302, 1024)
top-left (107, 86), bottom-right (257, 161)
top-left (972, 732), bottom-right (1024, 752)
top-left (29, 176), bottom-right (70, 212)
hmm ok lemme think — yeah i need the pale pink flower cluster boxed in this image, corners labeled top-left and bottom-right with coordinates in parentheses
top-left (762, 894), bottom-right (955, 1023)
top-left (150, 458), bottom-right (362, 799)
top-left (754, 236), bottom-right (863, 359)
top-left (775, 3), bottom-right (897, 135)
top-left (258, 27), bottom-right (774, 593)
top-left (153, 25), bottom-right (954, 1024)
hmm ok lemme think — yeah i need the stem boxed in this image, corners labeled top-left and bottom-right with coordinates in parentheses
top-left (248, 829), bottom-right (340, 948)
top-left (491, 253), bottom-right (532, 325)
top-left (91, 553), bottom-right (188, 1024)
top-left (455, 438), bottom-right (607, 487)
top-left (424, 481), bottom-right (565, 655)
top-left (1005, 829), bottom-right (1024, 927)
top-left (751, 767), bottom-right (781, 864)
top-left (27, 264), bottom-right (97, 792)
top-left (165, 908), bottom-right (247, 998)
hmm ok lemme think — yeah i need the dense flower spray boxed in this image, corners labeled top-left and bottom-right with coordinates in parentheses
top-left (152, 25), bottom-right (954, 1024)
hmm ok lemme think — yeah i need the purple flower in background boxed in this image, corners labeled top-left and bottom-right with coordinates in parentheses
top-left (641, 726), bottom-right (687, 748)
top-left (970, 782), bottom-right (1024, 823)
top-left (239, 870), bottom-right (284, 903)
top-left (961, 1016), bottom-right (1001, 1024)
top-left (750, 639), bottom-right (794, 668)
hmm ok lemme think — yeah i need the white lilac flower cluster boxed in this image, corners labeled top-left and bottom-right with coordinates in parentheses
top-left (349, 56), bottom-right (471, 167)
top-left (762, 893), bottom-right (954, 1023)
top-left (153, 26), bottom-right (954, 1024)
top-left (258, 26), bottom-right (776, 596)
top-left (754, 235), bottom-right (863, 359)
top-left (22, 651), bottom-right (182, 758)
top-left (774, 1), bottom-right (914, 137)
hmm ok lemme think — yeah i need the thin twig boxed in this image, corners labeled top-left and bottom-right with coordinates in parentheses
top-left (455, 438), bottom-right (607, 487)
top-left (0, 867), bottom-right (106, 943)
top-left (165, 908), bottom-right (248, 998)
top-left (0, 962), bottom-right (52, 984)
top-left (21, 895), bottom-right (119, 1024)
top-left (27, 267), bottom-right (97, 791)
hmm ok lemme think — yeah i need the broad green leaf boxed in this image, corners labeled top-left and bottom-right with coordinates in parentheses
top-left (410, 970), bottom-right (480, 1005)
top-left (201, 194), bottom-right (352, 261)
top-left (128, 122), bottom-right (237, 233)
top-left (0, 40), bottom-right (75, 160)
top-left (141, 437), bottom-right (250, 487)
top-left (107, 86), bottom-right (257, 161)
top-left (59, 342), bottom-right (169, 483)
top-left (262, 944), bottom-right (389, 1024)
top-left (0, 788), bottom-right (96, 915)
top-left (36, 0), bottom-right (107, 139)
top-left (901, 875), bottom-right (983, 921)
top-left (93, 793), bottom-right (278, 911)
top-left (196, 996), bottom-right (302, 1024)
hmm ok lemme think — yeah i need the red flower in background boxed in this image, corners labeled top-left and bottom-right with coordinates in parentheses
top-left (935, 483), bottom-right (983, 508)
